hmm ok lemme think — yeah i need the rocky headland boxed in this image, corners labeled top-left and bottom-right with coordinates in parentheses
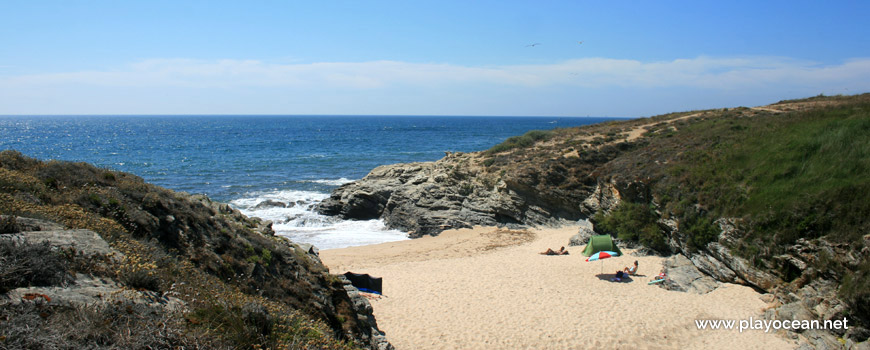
top-left (0, 151), bottom-right (391, 349)
top-left (318, 94), bottom-right (870, 349)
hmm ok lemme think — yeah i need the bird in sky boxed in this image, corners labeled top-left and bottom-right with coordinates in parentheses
top-left (526, 43), bottom-right (541, 47)
top-left (577, 41), bottom-right (584, 44)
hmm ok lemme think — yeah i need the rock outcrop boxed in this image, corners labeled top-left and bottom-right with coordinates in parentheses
top-left (658, 254), bottom-right (721, 294)
top-left (0, 218), bottom-right (185, 314)
top-left (0, 151), bottom-right (393, 349)
top-left (316, 150), bottom-right (614, 237)
top-left (317, 153), bottom-right (579, 237)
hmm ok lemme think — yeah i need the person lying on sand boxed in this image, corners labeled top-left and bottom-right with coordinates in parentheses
top-left (623, 260), bottom-right (638, 275)
top-left (611, 270), bottom-right (630, 282)
top-left (540, 246), bottom-right (569, 255)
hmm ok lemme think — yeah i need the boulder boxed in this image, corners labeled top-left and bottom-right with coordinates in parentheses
top-left (254, 200), bottom-right (287, 209)
top-left (1, 229), bottom-right (120, 258)
top-left (568, 221), bottom-right (595, 246)
top-left (799, 329), bottom-right (844, 350)
top-left (660, 254), bottom-right (720, 294)
top-left (776, 302), bottom-right (817, 332)
top-left (9, 216), bottom-right (66, 232)
top-left (2, 274), bottom-right (185, 312)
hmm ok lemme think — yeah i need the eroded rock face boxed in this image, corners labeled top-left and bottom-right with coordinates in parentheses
top-left (0, 225), bottom-right (179, 312)
top-left (659, 254), bottom-right (720, 294)
top-left (338, 276), bottom-right (394, 350)
top-left (317, 154), bottom-right (580, 237)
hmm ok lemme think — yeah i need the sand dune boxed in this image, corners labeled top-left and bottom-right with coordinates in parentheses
top-left (321, 226), bottom-right (796, 350)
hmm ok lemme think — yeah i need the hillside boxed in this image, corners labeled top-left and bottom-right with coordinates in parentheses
top-left (0, 152), bottom-right (390, 349)
top-left (318, 93), bottom-right (870, 347)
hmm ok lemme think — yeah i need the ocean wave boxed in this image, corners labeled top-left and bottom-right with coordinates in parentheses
top-left (230, 188), bottom-right (407, 250)
top-left (305, 178), bottom-right (356, 186)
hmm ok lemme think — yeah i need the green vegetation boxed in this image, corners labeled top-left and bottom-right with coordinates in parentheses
top-left (658, 101), bottom-right (870, 247)
top-left (578, 95), bottom-right (869, 326)
top-left (594, 202), bottom-right (669, 252)
top-left (647, 97), bottom-right (870, 317)
top-left (485, 129), bottom-right (553, 155)
top-left (0, 151), bottom-right (365, 349)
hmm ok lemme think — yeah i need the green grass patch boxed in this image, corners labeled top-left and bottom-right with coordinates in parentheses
top-left (649, 99), bottom-right (870, 311)
top-left (485, 129), bottom-right (552, 155)
top-left (663, 103), bottom-right (870, 247)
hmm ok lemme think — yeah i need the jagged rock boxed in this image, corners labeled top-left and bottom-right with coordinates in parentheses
top-left (296, 243), bottom-right (322, 264)
top-left (338, 275), bottom-right (394, 350)
top-left (3, 274), bottom-right (185, 312)
top-left (659, 217), bottom-right (782, 293)
top-left (846, 327), bottom-right (870, 343)
top-left (317, 154), bottom-right (588, 237)
top-left (0, 226), bottom-right (181, 312)
top-left (252, 220), bottom-right (275, 236)
top-left (254, 200), bottom-right (287, 209)
top-left (9, 216), bottom-right (66, 232)
top-left (799, 329), bottom-right (844, 350)
top-left (776, 302), bottom-right (817, 333)
top-left (0, 229), bottom-right (121, 258)
top-left (580, 180), bottom-right (621, 216)
top-left (846, 338), bottom-right (870, 350)
top-left (568, 220), bottom-right (595, 246)
top-left (660, 254), bottom-right (720, 294)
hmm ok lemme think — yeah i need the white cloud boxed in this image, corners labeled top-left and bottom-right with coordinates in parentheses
top-left (6, 56), bottom-right (870, 89)
top-left (1, 56), bottom-right (868, 115)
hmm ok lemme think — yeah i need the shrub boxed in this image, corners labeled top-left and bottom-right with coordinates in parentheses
top-left (682, 212), bottom-right (719, 251)
top-left (119, 268), bottom-right (162, 292)
top-left (840, 260), bottom-right (870, 326)
top-left (0, 240), bottom-right (70, 293)
top-left (0, 301), bottom-right (227, 349)
top-left (594, 202), bottom-right (669, 252)
top-left (0, 215), bottom-right (19, 234)
top-left (486, 129), bottom-right (553, 154)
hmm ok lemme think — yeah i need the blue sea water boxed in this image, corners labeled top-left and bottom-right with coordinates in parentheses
top-left (0, 115), bottom-right (616, 249)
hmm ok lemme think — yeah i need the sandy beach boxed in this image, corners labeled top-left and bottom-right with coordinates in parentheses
top-left (320, 226), bottom-right (797, 349)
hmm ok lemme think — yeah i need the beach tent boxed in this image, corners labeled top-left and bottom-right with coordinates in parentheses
top-left (582, 234), bottom-right (623, 257)
top-left (344, 272), bottom-right (383, 294)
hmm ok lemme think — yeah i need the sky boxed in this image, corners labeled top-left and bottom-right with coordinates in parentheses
top-left (1, 0), bottom-right (869, 117)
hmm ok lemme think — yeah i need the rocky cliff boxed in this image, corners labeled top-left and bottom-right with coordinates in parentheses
top-left (0, 151), bottom-right (391, 349)
top-left (318, 94), bottom-right (870, 348)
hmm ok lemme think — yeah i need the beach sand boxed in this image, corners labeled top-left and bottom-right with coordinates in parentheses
top-left (320, 226), bottom-right (797, 350)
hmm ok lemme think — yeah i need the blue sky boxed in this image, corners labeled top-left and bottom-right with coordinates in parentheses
top-left (1, 1), bottom-right (869, 116)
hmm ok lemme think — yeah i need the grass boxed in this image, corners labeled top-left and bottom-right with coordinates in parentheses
top-left (644, 97), bottom-right (870, 320)
top-left (660, 102), bottom-right (870, 247)
top-left (485, 129), bottom-right (553, 155)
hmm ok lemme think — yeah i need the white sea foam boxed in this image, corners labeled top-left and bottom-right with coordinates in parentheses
top-left (230, 188), bottom-right (407, 250)
top-left (306, 178), bottom-right (356, 186)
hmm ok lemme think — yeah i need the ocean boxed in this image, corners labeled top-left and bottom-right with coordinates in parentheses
top-left (0, 115), bottom-right (616, 249)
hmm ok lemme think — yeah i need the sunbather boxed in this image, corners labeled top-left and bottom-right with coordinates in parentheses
top-left (611, 270), bottom-right (628, 281)
top-left (623, 260), bottom-right (638, 275)
top-left (540, 246), bottom-right (569, 255)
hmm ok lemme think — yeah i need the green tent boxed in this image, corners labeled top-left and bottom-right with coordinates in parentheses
top-left (582, 234), bottom-right (623, 257)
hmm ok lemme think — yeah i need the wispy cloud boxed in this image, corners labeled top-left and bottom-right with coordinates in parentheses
top-left (1, 56), bottom-right (868, 115)
top-left (5, 56), bottom-right (869, 89)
